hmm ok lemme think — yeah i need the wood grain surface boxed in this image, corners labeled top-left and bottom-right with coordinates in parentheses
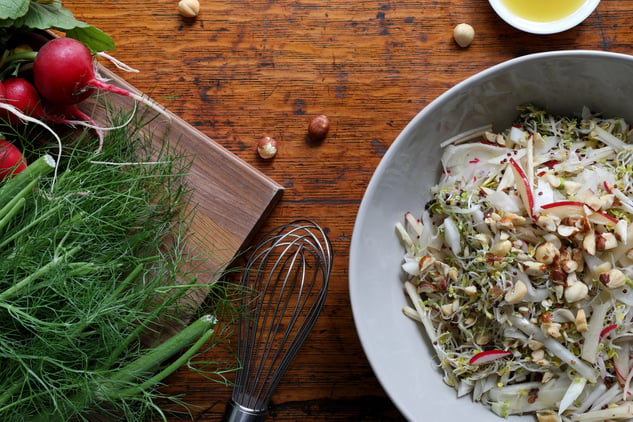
top-left (61, 1), bottom-right (633, 420)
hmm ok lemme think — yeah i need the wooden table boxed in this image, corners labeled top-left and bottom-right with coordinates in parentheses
top-left (61, 1), bottom-right (633, 420)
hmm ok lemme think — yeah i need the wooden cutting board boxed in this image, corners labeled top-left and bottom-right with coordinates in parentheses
top-left (24, 30), bottom-right (283, 286)
top-left (86, 64), bottom-right (284, 303)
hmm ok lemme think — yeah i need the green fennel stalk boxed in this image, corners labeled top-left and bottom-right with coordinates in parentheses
top-left (0, 109), bottom-right (238, 421)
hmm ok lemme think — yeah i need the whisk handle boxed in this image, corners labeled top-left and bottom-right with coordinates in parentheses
top-left (222, 400), bottom-right (266, 422)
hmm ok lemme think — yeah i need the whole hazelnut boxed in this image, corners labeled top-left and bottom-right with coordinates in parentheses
top-left (308, 115), bottom-right (330, 142)
top-left (453, 23), bottom-right (475, 48)
top-left (178, 0), bottom-right (200, 18)
top-left (257, 136), bottom-right (277, 159)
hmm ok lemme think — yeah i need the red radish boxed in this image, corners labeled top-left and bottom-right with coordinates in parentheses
top-left (509, 158), bottom-right (534, 218)
top-left (540, 201), bottom-right (618, 227)
top-left (0, 78), bottom-right (102, 143)
top-left (33, 37), bottom-right (133, 105)
top-left (469, 350), bottom-right (512, 366)
top-left (0, 139), bottom-right (27, 180)
top-left (0, 78), bottom-right (46, 124)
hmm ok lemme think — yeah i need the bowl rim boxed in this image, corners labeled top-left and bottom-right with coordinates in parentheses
top-left (488, 0), bottom-right (600, 34)
top-left (349, 49), bottom-right (633, 421)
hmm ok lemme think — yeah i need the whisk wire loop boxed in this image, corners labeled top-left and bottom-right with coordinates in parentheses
top-left (224, 220), bottom-right (332, 422)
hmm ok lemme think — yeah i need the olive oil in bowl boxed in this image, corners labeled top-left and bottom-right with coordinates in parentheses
top-left (489, 0), bottom-right (599, 33)
top-left (501, 0), bottom-right (585, 22)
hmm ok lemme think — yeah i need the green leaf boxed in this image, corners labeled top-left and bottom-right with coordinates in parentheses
top-left (65, 26), bottom-right (115, 52)
top-left (0, 1), bottom-right (116, 52)
top-left (9, 2), bottom-right (89, 30)
top-left (0, 0), bottom-right (29, 20)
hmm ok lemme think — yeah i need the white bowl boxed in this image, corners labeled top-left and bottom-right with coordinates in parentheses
top-left (349, 50), bottom-right (633, 421)
top-left (488, 0), bottom-right (600, 34)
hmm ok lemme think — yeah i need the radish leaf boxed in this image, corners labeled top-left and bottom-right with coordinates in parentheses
top-left (0, 1), bottom-right (115, 52)
top-left (0, 0), bottom-right (29, 20)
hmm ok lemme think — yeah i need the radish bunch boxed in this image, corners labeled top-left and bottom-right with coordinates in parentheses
top-left (0, 36), bottom-right (165, 178)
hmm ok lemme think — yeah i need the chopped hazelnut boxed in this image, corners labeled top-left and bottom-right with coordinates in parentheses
top-left (472, 233), bottom-right (491, 248)
top-left (561, 259), bottom-right (578, 274)
top-left (596, 232), bottom-right (618, 250)
top-left (521, 261), bottom-right (547, 276)
top-left (575, 309), bottom-right (588, 332)
top-left (557, 224), bottom-right (579, 238)
top-left (536, 214), bottom-right (559, 232)
top-left (583, 231), bottom-right (596, 256)
top-left (541, 322), bottom-right (562, 339)
top-left (491, 239), bottom-right (512, 257)
top-left (418, 255), bottom-right (436, 272)
top-left (464, 285), bottom-right (478, 296)
top-left (534, 241), bottom-right (559, 265)
top-left (564, 279), bottom-right (588, 303)
top-left (599, 268), bottom-right (627, 289)
top-left (505, 280), bottom-right (527, 304)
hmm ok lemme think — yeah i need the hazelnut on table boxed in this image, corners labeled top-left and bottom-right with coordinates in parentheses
top-left (178, 0), bottom-right (200, 18)
top-left (453, 23), bottom-right (475, 48)
top-left (308, 115), bottom-right (330, 142)
top-left (257, 136), bottom-right (278, 159)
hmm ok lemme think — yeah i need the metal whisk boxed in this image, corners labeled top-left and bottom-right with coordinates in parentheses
top-left (222, 220), bottom-right (333, 422)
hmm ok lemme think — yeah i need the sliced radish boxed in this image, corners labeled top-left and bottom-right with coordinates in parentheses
top-left (615, 361), bottom-right (628, 386)
top-left (468, 350), bottom-right (512, 366)
top-left (614, 342), bottom-right (630, 386)
top-left (540, 201), bottom-right (618, 227)
top-left (590, 211), bottom-right (621, 227)
top-left (599, 323), bottom-right (618, 341)
top-left (509, 158), bottom-right (534, 217)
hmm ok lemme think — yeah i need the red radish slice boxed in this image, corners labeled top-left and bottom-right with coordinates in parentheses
top-left (509, 158), bottom-right (534, 217)
top-left (540, 201), bottom-right (618, 226)
top-left (469, 350), bottom-right (512, 366)
top-left (599, 324), bottom-right (618, 341)
top-left (614, 361), bottom-right (628, 386)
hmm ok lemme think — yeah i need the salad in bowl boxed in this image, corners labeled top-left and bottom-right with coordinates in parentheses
top-left (397, 105), bottom-right (633, 421)
top-left (350, 51), bottom-right (633, 422)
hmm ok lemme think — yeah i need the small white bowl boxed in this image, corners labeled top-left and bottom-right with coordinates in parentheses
top-left (488, 0), bottom-right (600, 34)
